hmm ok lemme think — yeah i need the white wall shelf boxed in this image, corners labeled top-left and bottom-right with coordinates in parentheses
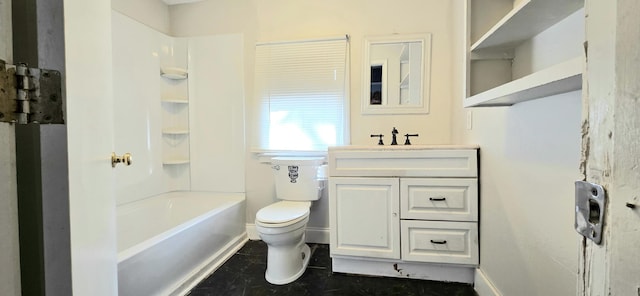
top-left (160, 62), bottom-right (190, 184)
top-left (464, 57), bottom-right (582, 107)
top-left (161, 97), bottom-right (189, 104)
top-left (400, 73), bottom-right (410, 89)
top-left (162, 128), bottom-right (190, 135)
top-left (162, 0), bottom-right (203, 5)
top-left (160, 67), bottom-right (188, 80)
top-left (471, 0), bottom-right (584, 51)
top-left (464, 0), bottom-right (584, 108)
top-left (162, 159), bottom-right (190, 165)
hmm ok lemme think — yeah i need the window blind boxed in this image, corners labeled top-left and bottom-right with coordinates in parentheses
top-left (255, 37), bottom-right (348, 151)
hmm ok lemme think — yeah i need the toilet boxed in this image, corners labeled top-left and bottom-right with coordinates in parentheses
top-left (255, 157), bottom-right (326, 285)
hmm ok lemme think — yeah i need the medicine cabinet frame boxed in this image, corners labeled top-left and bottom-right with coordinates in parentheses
top-left (361, 33), bottom-right (432, 115)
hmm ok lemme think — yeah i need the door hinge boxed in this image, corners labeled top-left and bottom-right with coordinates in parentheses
top-left (0, 59), bottom-right (63, 124)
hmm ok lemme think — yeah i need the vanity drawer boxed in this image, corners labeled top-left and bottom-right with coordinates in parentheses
top-left (400, 178), bottom-right (478, 221)
top-left (401, 220), bottom-right (478, 265)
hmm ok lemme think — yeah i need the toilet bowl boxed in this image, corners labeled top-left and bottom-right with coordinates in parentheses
top-left (255, 201), bottom-right (312, 285)
top-left (255, 157), bottom-right (326, 285)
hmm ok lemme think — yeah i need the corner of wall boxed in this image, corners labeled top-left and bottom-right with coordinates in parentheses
top-left (449, 0), bottom-right (469, 145)
top-left (111, 0), bottom-right (171, 35)
top-left (474, 268), bottom-right (502, 296)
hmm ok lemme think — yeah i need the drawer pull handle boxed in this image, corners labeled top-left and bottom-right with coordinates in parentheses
top-left (429, 197), bottom-right (446, 201)
top-left (430, 239), bottom-right (447, 244)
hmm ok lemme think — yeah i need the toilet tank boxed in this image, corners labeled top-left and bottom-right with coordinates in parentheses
top-left (272, 157), bottom-right (326, 201)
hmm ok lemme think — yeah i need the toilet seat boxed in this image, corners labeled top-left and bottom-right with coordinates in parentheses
top-left (256, 201), bottom-right (311, 227)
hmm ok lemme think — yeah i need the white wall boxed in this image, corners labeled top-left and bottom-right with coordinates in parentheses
top-left (169, 0), bottom-right (456, 236)
top-left (451, 3), bottom-right (581, 296)
top-left (188, 35), bottom-right (245, 193)
top-left (111, 0), bottom-right (171, 35)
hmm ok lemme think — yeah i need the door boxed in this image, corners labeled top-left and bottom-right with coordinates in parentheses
top-left (580, 0), bottom-right (640, 295)
top-left (329, 177), bottom-right (400, 259)
top-left (0, 3), bottom-right (20, 295)
top-left (0, 123), bottom-right (19, 296)
top-left (63, 0), bottom-right (118, 295)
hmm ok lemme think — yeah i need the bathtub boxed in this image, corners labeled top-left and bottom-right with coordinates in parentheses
top-left (117, 191), bottom-right (246, 296)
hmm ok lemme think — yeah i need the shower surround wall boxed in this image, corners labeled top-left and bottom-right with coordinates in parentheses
top-left (111, 11), bottom-right (245, 205)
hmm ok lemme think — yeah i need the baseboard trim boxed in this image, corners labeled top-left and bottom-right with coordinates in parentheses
top-left (304, 227), bottom-right (329, 244)
top-left (246, 223), bottom-right (260, 240)
top-left (169, 233), bottom-right (248, 296)
top-left (246, 223), bottom-right (329, 244)
top-left (332, 256), bottom-right (475, 284)
top-left (474, 268), bottom-right (502, 296)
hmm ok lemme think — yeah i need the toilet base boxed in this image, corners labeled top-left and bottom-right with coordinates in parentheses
top-left (265, 243), bottom-right (311, 285)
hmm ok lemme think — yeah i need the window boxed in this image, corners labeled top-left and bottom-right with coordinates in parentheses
top-left (255, 37), bottom-right (349, 151)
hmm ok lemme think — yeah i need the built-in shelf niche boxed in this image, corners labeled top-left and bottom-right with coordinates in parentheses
top-left (464, 0), bottom-right (584, 108)
top-left (160, 65), bottom-right (190, 170)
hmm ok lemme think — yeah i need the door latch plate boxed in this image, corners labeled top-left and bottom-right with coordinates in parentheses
top-left (575, 181), bottom-right (605, 244)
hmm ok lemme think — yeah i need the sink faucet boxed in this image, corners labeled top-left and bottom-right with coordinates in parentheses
top-left (404, 134), bottom-right (419, 145)
top-left (391, 127), bottom-right (399, 145)
top-left (370, 134), bottom-right (384, 145)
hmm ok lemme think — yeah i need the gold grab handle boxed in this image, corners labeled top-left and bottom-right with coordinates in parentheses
top-left (111, 152), bottom-right (133, 168)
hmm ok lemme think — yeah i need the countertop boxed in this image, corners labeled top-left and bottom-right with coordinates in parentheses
top-left (328, 144), bottom-right (480, 151)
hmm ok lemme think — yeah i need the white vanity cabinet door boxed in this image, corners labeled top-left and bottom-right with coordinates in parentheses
top-left (329, 177), bottom-right (400, 259)
top-left (401, 220), bottom-right (478, 265)
top-left (400, 178), bottom-right (478, 221)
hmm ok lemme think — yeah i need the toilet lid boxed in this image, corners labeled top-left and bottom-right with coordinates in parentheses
top-left (256, 201), bottom-right (311, 224)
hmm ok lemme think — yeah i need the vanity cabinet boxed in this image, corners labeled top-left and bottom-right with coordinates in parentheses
top-left (328, 146), bottom-right (479, 282)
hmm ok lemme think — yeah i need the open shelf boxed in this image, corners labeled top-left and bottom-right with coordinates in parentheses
top-left (160, 64), bottom-right (190, 171)
top-left (471, 0), bottom-right (584, 51)
top-left (161, 97), bottom-right (189, 104)
top-left (400, 73), bottom-right (410, 89)
top-left (160, 67), bottom-right (188, 80)
top-left (162, 159), bottom-right (190, 165)
top-left (162, 128), bottom-right (189, 135)
top-left (464, 0), bottom-right (584, 108)
top-left (464, 57), bottom-right (581, 107)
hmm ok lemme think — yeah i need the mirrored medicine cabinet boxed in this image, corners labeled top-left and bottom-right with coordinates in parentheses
top-left (362, 33), bottom-right (432, 115)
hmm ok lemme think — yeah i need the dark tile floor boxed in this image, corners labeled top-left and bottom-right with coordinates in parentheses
top-left (188, 240), bottom-right (477, 296)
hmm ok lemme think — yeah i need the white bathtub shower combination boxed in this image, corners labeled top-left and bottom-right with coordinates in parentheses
top-left (117, 192), bottom-right (246, 296)
top-left (111, 11), bottom-right (247, 296)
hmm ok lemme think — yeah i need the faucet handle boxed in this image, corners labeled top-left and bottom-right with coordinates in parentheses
top-left (391, 127), bottom-right (399, 145)
top-left (370, 134), bottom-right (384, 145)
top-left (404, 134), bottom-right (419, 145)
